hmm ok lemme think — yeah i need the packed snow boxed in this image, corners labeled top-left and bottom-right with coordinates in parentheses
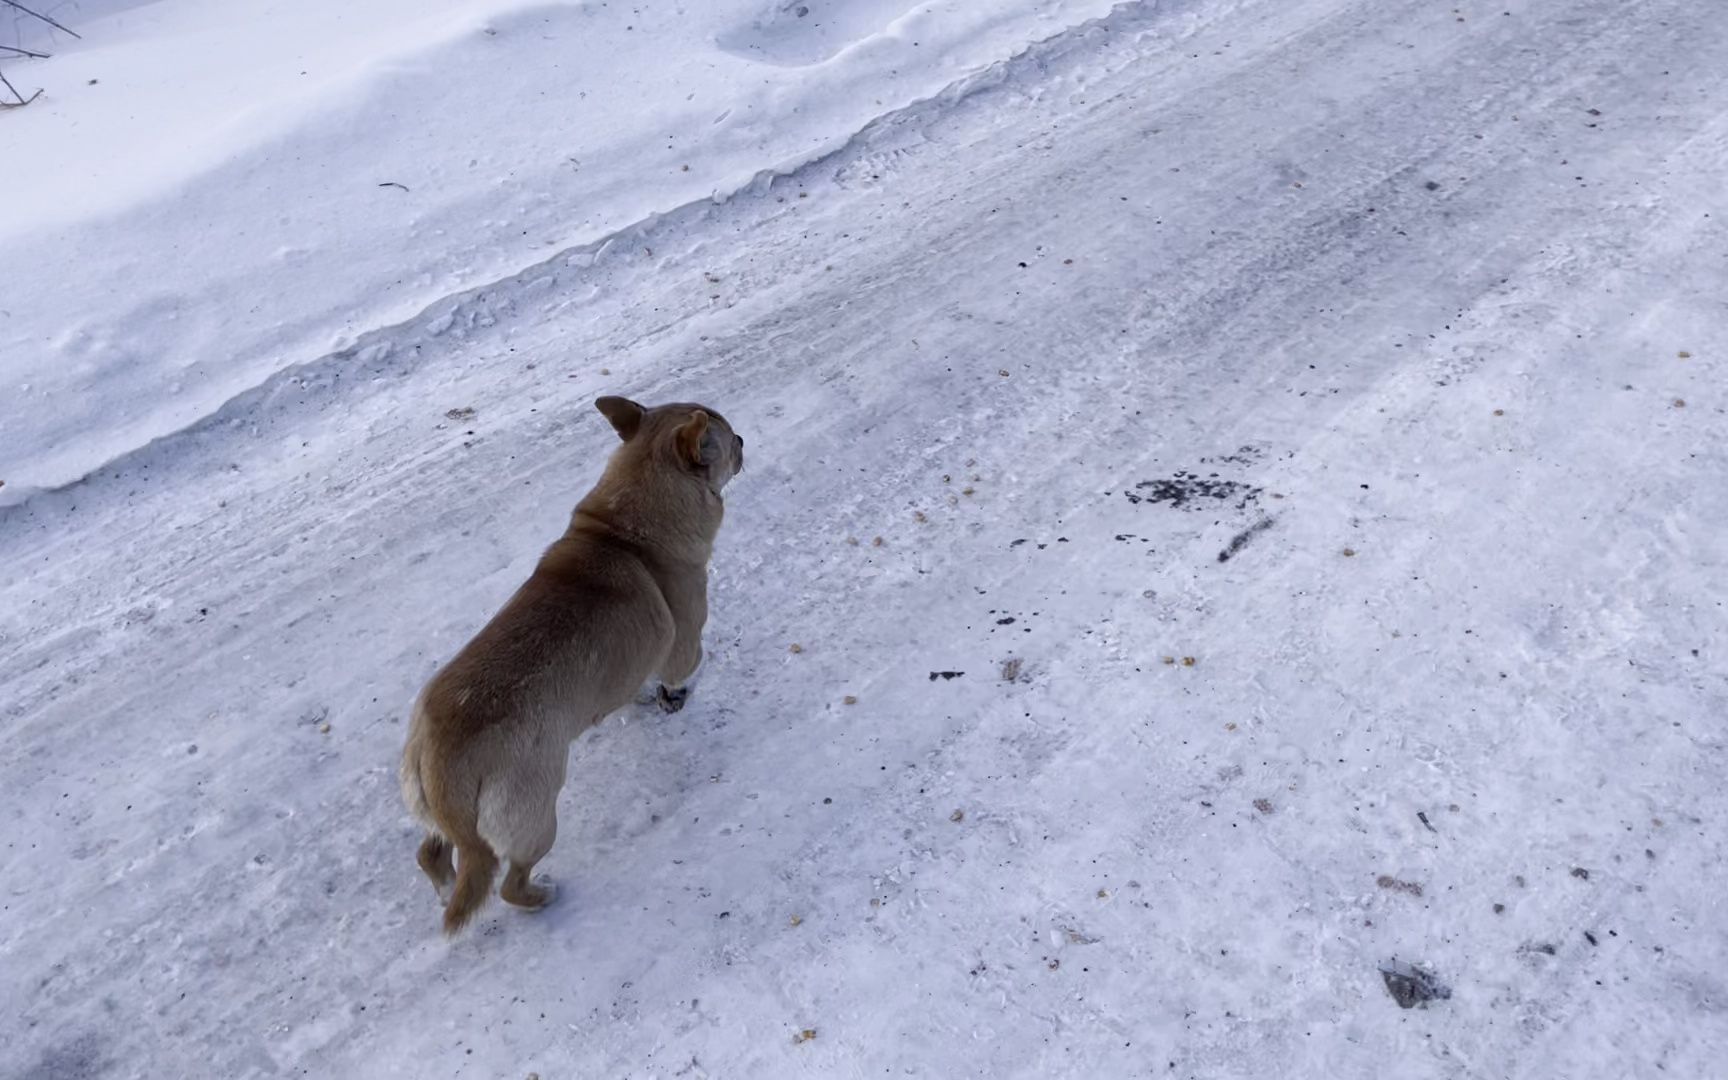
top-left (2, 0), bottom-right (1725, 1077)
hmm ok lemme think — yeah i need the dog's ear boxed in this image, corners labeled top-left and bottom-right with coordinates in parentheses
top-left (595, 396), bottom-right (645, 441)
top-left (675, 410), bottom-right (719, 467)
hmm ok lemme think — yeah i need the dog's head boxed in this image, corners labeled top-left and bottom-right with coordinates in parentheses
top-left (595, 396), bottom-right (744, 493)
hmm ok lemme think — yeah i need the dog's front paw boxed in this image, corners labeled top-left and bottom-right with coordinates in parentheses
top-left (656, 684), bottom-right (690, 714)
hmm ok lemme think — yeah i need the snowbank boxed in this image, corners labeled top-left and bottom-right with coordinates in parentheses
top-left (0, 0), bottom-right (1117, 499)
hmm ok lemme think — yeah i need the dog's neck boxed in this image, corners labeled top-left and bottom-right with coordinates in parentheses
top-left (567, 462), bottom-right (721, 567)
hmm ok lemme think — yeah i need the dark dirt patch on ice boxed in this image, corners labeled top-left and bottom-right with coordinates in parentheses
top-left (1125, 472), bottom-right (1262, 511)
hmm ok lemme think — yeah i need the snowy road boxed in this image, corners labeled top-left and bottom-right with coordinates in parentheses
top-left (3, 0), bottom-right (1726, 1077)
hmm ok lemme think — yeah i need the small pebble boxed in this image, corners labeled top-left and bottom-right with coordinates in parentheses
top-left (789, 914), bottom-right (803, 927)
top-left (950, 809), bottom-right (965, 822)
top-left (1342, 547), bottom-right (1358, 557)
top-left (788, 643), bottom-right (803, 654)
top-left (842, 695), bottom-right (858, 705)
top-left (319, 722), bottom-right (332, 734)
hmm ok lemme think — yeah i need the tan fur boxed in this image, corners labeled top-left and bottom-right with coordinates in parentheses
top-left (400, 396), bottom-right (744, 935)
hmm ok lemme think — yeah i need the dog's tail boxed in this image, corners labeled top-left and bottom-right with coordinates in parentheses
top-left (402, 760), bottom-right (498, 936)
top-left (443, 839), bottom-right (499, 936)
top-left (405, 737), bottom-right (499, 935)
top-left (401, 700), bottom-right (496, 935)
top-left (399, 741), bottom-right (435, 828)
top-left (399, 694), bottom-right (439, 828)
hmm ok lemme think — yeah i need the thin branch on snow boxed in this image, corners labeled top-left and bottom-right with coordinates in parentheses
top-left (0, 0), bottom-right (74, 108)
top-left (0, 63), bottom-right (42, 107)
top-left (2, 0), bottom-right (81, 39)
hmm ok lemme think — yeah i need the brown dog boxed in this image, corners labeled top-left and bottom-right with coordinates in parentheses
top-left (399, 396), bottom-right (744, 934)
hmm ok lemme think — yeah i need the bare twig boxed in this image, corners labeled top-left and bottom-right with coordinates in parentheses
top-left (0, 1), bottom-right (76, 108)
top-left (2, 0), bottom-right (82, 39)
top-left (0, 64), bottom-right (43, 107)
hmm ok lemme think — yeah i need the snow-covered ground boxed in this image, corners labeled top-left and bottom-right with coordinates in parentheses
top-left (3, 0), bottom-right (1726, 1077)
top-left (0, 0), bottom-right (1119, 498)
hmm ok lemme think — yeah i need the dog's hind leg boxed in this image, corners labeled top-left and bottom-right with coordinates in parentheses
top-left (481, 756), bottom-right (563, 912)
top-left (498, 802), bottom-right (559, 911)
top-left (501, 859), bottom-right (557, 910)
top-left (416, 833), bottom-right (455, 900)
